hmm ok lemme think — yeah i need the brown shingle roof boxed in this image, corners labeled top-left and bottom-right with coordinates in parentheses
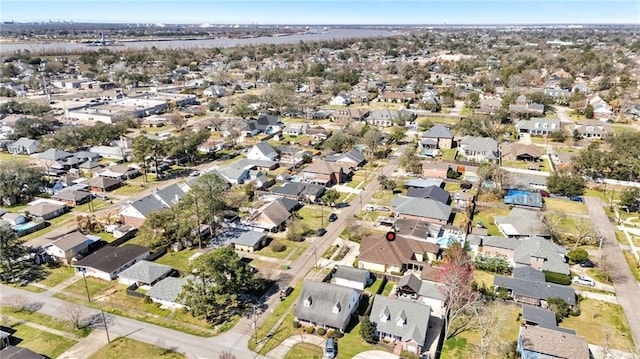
top-left (359, 235), bottom-right (438, 269)
top-left (520, 325), bottom-right (589, 359)
top-left (302, 160), bottom-right (342, 175)
top-left (86, 176), bottom-right (122, 189)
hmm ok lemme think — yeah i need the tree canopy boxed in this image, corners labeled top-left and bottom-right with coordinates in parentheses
top-left (0, 227), bottom-right (31, 283)
top-left (546, 170), bottom-right (585, 197)
top-left (0, 162), bottom-right (45, 204)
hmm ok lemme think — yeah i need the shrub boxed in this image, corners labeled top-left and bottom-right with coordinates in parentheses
top-left (326, 329), bottom-right (334, 338)
top-left (332, 330), bottom-right (344, 338)
top-left (306, 326), bottom-right (315, 334)
top-left (293, 321), bottom-right (302, 329)
top-left (270, 241), bottom-right (286, 253)
top-left (567, 248), bottom-right (589, 265)
top-left (474, 255), bottom-right (511, 275)
top-left (333, 246), bottom-right (350, 261)
top-left (547, 297), bottom-right (571, 322)
top-left (543, 271), bottom-right (572, 285)
top-left (317, 327), bottom-right (326, 336)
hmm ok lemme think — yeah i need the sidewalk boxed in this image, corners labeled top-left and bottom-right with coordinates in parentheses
top-left (58, 330), bottom-right (109, 359)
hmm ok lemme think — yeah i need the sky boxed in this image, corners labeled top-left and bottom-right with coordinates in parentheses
top-left (1, 0), bottom-right (639, 25)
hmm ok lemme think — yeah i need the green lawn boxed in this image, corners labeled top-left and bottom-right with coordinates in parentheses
top-left (472, 207), bottom-right (511, 236)
top-left (73, 199), bottom-right (112, 213)
top-left (284, 343), bottom-right (323, 359)
top-left (474, 270), bottom-right (494, 287)
top-left (250, 282), bottom-right (303, 353)
top-left (155, 248), bottom-right (201, 274)
top-left (444, 182), bottom-right (461, 192)
top-left (113, 183), bottom-right (147, 196)
top-left (381, 281), bottom-right (395, 296)
top-left (622, 250), bottom-right (640, 282)
top-left (336, 321), bottom-right (387, 359)
top-left (257, 239), bottom-right (297, 260)
top-left (297, 206), bottom-right (326, 230)
top-left (365, 278), bottom-right (384, 295)
top-left (560, 299), bottom-right (635, 351)
top-left (19, 212), bottom-right (76, 242)
top-left (37, 265), bottom-right (75, 287)
top-left (0, 306), bottom-right (91, 337)
top-left (7, 321), bottom-right (77, 358)
top-left (440, 148), bottom-right (457, 161)
top-left (502, 160), bottom-right (549, 172)
top-left (88, 337), bottom-right (186, 359)
top-left (0, 204), bottom-right (30, 213)
top-left (0, 152), bottom-right (32, 162)
top-left (63, 276), bottom-right (116, 300)
top-left (544, 198), bottom-right (588, 215)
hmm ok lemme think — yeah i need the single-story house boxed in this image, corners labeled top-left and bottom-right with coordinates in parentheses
top-left (52, 188), bottom-right (91, 207)
top-left (0, 346), bottom-right (45, 359)
top-left (501, 143), bottom-right (543, 162)
top-left (494, 208), bottom-right (549, 238)
top-left (405, 185), bottom-right (451, 205)
top-left (119, 184), bottom-right (189, 227)
top-left (293, 280), bottom-right (360, 331)
top-left (517, 325), bottom-right (590, 359)
top-left (370, 294), bottom-right (432, 354)
top-left (392, 196), bottom-right (452, 225)
top-left (270, 182), bottom-right (325, 203)
top-left (326, 149), bottom-right (366, 168)
top-left (503, 189), bottom-right (543, 210)
top-left (247, 141), bottom-right (279, 162)
top-left (24, 202), bottom-right (66, 220)
top-left (118, 260), bottom-right (173, 288)
top-left (73, 244), bottom-right (150, 281)
top-left (421, 162), bottom-right (450, 179)
top-left (405, 178), bottom-right (444, 189)
top-left (244, 198), bottom-right (299, 232)
top-left (357, 234), bottom-right (440, 274)
top-left (6, 137), bottom-right (40, 155)
top-left (86, 176), bottom-right (122, 192)
top-left (334, 266), bottom-right (372, 291)
top-left (44, 231), bottom-right (90, 265)
top-left (299, 160), bottom-right (346, 187)
top-left (395, 273), bottom-right (445, 311)
top-left (217, 229), bottom-right (267, 252)
top-left (494, 267), bottom-right (576, 308)
top-left (146, 276), bottom-right (188, 309)
top-left (521, 305), bottom-right (576, 334)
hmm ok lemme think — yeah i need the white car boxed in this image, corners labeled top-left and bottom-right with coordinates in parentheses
top-left (573, 276), bottom-right (596, 287)
top-left (364, 205), bottom-right (376, 211)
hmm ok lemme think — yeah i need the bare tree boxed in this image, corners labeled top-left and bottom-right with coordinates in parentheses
top-left (474, 303), bottom-right (508, 359)
top-left (599, 253), bottom-right (615, 284)
top-left (543, 212), bottom-right (566, 243)
top-left (62, 302), bottom-right (85, 329)
top-left (575, 218), bottom-right (598, 248)
top-left (1, 294), bottom-right (39, 312)
top-left (218, 351), bottom-right (236, 359)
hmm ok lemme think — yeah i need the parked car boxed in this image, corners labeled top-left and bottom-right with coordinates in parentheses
top-left (316, 228), bottom-right (327, 237)
top-left (539, 190), bottom-right (550, 198)
top-left (364, 204), bottom-right (376, 211)
top-left (573, 276), bottom-right (596, 287)
top-left (579, 260), bottom-right (595, 268)
top-left (325, 337), bottom-right (336, 358)
top-left (189, 170), bottom-right (200, 177)
top-left (375, 206), bottom-right (390, 212)
top-left (328, 213), bottom-right (338, 222)
top-left (570, 196), bottom-right (584, 202)
top-left (92, 193), bottom-right (108, 200)
top-left (279, 286), bottom-right (293, 301)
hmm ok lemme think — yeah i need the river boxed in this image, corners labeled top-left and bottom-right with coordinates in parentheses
top-left (0, 28), bottom-right (401, 55)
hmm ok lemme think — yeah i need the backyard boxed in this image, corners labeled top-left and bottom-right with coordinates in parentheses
top-left (471, 207), bottom-right (511, 236)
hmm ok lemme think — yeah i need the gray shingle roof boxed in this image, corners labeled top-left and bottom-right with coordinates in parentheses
top-left (422, 124), bottom-right (453, 139)
top-left (155, 184), bottom-right (187, 206)
top-left (118, 260), bottom-right (173, 284)
top-left (334, 266), bottom-right (369, 284)
top-left (38, 148), bottom-right (72, 161)
top-left (392, 196), bottom-right (452, 221)
top-left (370, 295), bottom-right (431, 346)
top-left (218, 229), bottom-right (265, 248)
top-left (514, 237), bottom-right (568, 275)
top-left (495, 208), bottom-right (549, 237)
top-left (522, 305), bottom-right (559, 330)
top-left (406, 186), bottom-right (451, 204)
top-left (52, 231), bottom-right (88, 251)
top-left (53, 188), bottom-right (91, 202)
top-left (493, 275), bottom-right (576, 305)
top-left (405, 178), bottom-right (444, 189)
top-left (519, 325), bottom-right (589, 359)
top-left (253, 141), bottom-right (278, 159)
top-left (74, 244), bottom-right (149, 274)
top-left (147, 276), bottom-right (188, 303)
top-left (130, 195), bottom-right (166, 217)
top-left (294, 280), bottom-right (360, 330)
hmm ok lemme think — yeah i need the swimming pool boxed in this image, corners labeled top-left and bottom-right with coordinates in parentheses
top-left (288, 175), bottom-right (301, 182)
top-left (13, 222), bottom-right (45, 234)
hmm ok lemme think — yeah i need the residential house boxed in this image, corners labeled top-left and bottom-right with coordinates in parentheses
top-left (494, 208), bottom-right (550, 238)
top-left (203, 85), bottom-right (226, 97)
top-left (247, 142), bottom-right (279, 162)
top-left (270, 182), bottom-right (325, 203)
top-left (516, 118), bottom-right (561, 136)
top-left (521, 305), bottom-right (576, 334)
top-left (478, 97), bottom-right (502, 114)
top-left (6, 137), bottom-right (39, 154)
top-left (306, 126), bottom-right (332, 141)
top-left (117, 260), bottom-right (173, 289)
top-left (405, 186), bottom-right (451, 205)
top-left (357, 234), bottom-right (440, 274)
top-left (421, 162), bottom-right (450, 179)
top-left (293, 280), bottom-right (360, 331)
top-left (37, 149), bottom-right (74, 174)
top-left (329, 94), bottom-right (351, 106)
top-left (24, 201), bottom-right (66, 220)
top-left (589, 95), bottom-right (614, 122)
top-left (52, 188), bottom-right (91, 207)
top-left (334, 266), bottom-right (372, 291)
top-left (517, 325), bottom-right (590, 359)
top-left (379, 91), bottom-right (414, 103)
top-left (421, 125), bottom-right (454, 149)
top-left (97, 165), bottom-right (139, 180)
top-left (88, 145), bottom-right (128, 161)
top-left (86, 176), bottom-right (122, 192)
top-left (73, 244), bottom-right (150, 281)
top-left (244, 115), bottom-right (284, 136)
top-left (370, 295), bottom-right (431, 354)
top-left (1, 346), bottom-right (45, 359)
top-left (326, 149), bottom-right (366, 168)
top-left (217, 229), bottom-right (267, 252)
top-left (392, 196), bottom-right (452, 225)
top-left (572, 119), bottom-right (614, 139)
top-left (146, 276), bottom-right (188, 309)
top-left (501, 143), bottom-right (543, 162)
top-left (245, 198), bottom-right (299, 232)
top-left (494, 267), bottom-right (576, 308)
top-left (44, 231), bottom-right (90, 265)
top-left (452, 190), bottom-right (473, 209)
top-left (119, 184), bottom-right (189, 227)
top-left (300, 160), bottom-right (345, 187)
top-left (395, 273), bottom-right (444, 310)
top-left (282, 123), bottom-right (309, 137)
top-left (458, 136), bottom-right (499, 162)
top-left (330, 108), bottom-right (369, 123)
top-left (509, 95), bottom-right (545, 117)
top-left (405, 178), bottom-right (444, 189)
top-left (367, 109), bottom-right (416, 127)
top-left (468, 235), bottom-right (569, 275)
top-left (503, 189), bottom-right (543, 210)
top-left (544, 88), bottom-right (570, 100)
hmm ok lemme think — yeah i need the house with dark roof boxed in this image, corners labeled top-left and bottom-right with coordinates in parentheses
top-left (247, 141), bottom-right (279, 162)
top-left (334, 266), bottom-right (372, 290)
top-left (146, 276), bottom-right (188, 309)
top-left (52, 188), bottom-right (91, 207)
top-left (73, 244), bottom-right (150, 281)
top-left (495, 208), bottom-right (550, 238)
top-left (395, 273), bottom-right (445, 310)
top-left (392, 196), bottom-right (452, 225)
top-left (370, 295), bottom-right (432, 355)
top-left (517, 325), bottom-right (590, 359)
top-left (119, 184), bottom-right (189, 227)
top-left (1, 346), bottom-right (45, 359)
top-left (421, 125), bottom-right (454, 149)
top-left (44, 231), bottom-right (90, 265)
top-left (6, 137), bottom-right (40, 154)
top-left (367, 109), bottom-right (416, 127)
top-left (330, 108), bottom-right (369, 124)
top-left (521, 305), bottom-right (575, 334)
top-left (270, 182), bottom-right (325, 203)
top-left (306, 126), bottom-right (332, 141)
top-left (494, 267), bottom-right (576, 308)
top-left (458, 136), bottom-right (499, 163)
top-left (118, 260), bottom-right (173, 288)
top-left (357, 234), bottom-right (440, 274)
top-left (86, 176), bottom-right (122, 192)
top-left (294, 280), bottom-right (361, 331)
top-left (406, 186), bottom-right (451, 205)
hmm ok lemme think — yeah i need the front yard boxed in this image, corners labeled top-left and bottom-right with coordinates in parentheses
top-left (4, 321), bottom-right (78, 359)
top-left (544, 198), bottom-right (588, 215)
top-left (284, 343), bottom-right (323, 359)
top-left (88, 337), bottom-right (186, 359)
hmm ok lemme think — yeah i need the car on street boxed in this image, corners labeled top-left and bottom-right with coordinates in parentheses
top-left (316, 228), bottom-right (327, 237)
top-left (573, 276), bottom-right (596, 287)
top-left (92, 193), bottom-right (108, 200)
top-left (279, 286), bottom-right (293, 301)
top-left (189, 170), bottom-right (200, 177)
top-left (328, 213), bottom-right (338, 222)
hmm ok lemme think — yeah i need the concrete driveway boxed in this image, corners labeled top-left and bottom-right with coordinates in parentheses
top-left (353, 351), bottom-right (400, 359)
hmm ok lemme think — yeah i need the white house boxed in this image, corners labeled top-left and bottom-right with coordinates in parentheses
top-left (72, 244), bottom-right (150, 281)
top-left (329, 94), bottom-right (351, 106)
top-left (146, 276), bottom-right (188, 309)
top-left (334, 266), bottom-right (371, 291)
top-left (247, 141), bottom-right (279, 161)
top-left (7, 137), bottom-right (40, 154)
top-left (117, 260), bottom-right (173, 289)
top-left (44, 231), bottom-right (90, 265)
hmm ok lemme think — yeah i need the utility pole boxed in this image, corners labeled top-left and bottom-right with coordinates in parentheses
top-left (101, 309), bottom-right (111, 343)
top-left (253, 305), bottom-right (258, 345)
top-left (313, 247), bottom-right (318, 270)
top-left (81, 270), bottom-right (91, 302)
